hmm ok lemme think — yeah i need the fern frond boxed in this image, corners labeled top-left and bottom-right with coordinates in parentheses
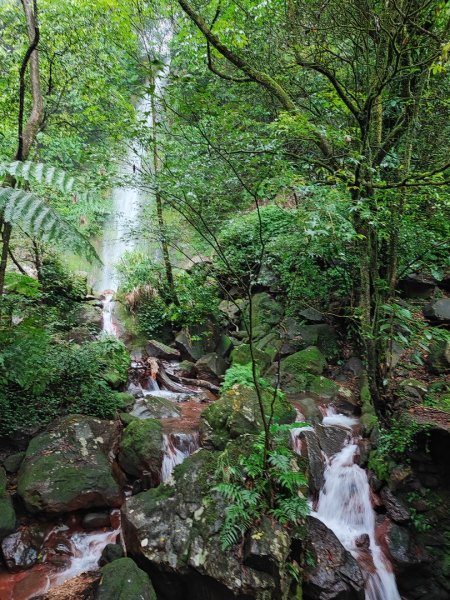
top-left (1, 161), bottom-right (93, 202)
top-left (0, 187), bottom-right (100, 263)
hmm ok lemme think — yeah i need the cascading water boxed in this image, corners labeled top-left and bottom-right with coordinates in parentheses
top-left (161, 432), bottom-right (200, 482)
top-left (292, 406), bottom-right (402, 600)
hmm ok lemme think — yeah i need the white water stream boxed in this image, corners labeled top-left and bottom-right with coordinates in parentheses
top-left (292, 408), bottom-right (401, 600)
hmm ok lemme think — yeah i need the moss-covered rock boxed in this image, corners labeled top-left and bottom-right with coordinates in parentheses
top-left (195, 352), bottom-right (227, 383)
top-left (0, 468), bottom-right (15, 541)
top-left (200, 384), bottom-right (296, 449)
top-left (130, 396), bottom-right (181, 420)
top-left (308, 375), bottom-right (339, 399)
top-left (17, 415), bottom-right (122, 514)
top-left (360, 375), bottom-right (378, 434)
top-left (255, 332), bottom-right (282, 361)
top-left (280, 346), bottom-right (327, 394)
top-left (428, 338), bottom-right (450, 374)
top-left (118, 419), bottom-right (163, 483)
top-left (247, 292), bottom-right (283, 339)
top-left (231, 344), bottom-right (272, 373)
top-left (96, 557), bottom-right (156, 600)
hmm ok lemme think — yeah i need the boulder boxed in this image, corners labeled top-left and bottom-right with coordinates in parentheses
top-left (0, 468), bottom-right (15, 541)
top-left (423, 299), bottom-right (450, 326)
top-left (280, 347), bottom-right (327, 394)
top-left (2, 451), bottom-right (25, 474)
top-left (308, 375), bottom-right (339, 399)
top-left (118, 419), bottom-right (163, 485)
top-left (302, 516), bottom-right (365, 600)
top-left (73, 303), bottom-right (103, 332)
top-left (292, 429), bottom-right (324, 499)
top-left (247, 292), bottom-right (283, 339)
top-left (99, 543), bottom-right (124, 566)
top-left (1, 531), bottom-right (37, 571)
top-left (122, 444), bottom-right (293, 600)
top-left (231, 343), bottom-right (272, 372)
top-left (175, 329), bottom-right (205, 362)
top-left (386, 522), bottom-right (425, 568)
top-left (200, 384), bottom-right (296, 450)
top-left (176, 360), bottom-right (197, 378)
top-left (146, 339), bottom-right (180, 361)
top-left (298, 307), bottom-right (325, 323)
top-left (315, 424), bottom-right (349, 457)
top-left (96, 557), bottom-right (156, 600)
top-left (398, 273), bottom-right (436, 299)
top-left (218, 299), bottom-right (244, 323)
top-left (427, 338), bottom-right (450, 374)
top-left (280, 322), bottom-right (338, 360)
top-left (215, 334), bottom-right (233, 358)
top-left (255, 332), bottom-right (282, 361)
top-left (195, 352), bottom-right (227, 384)
top-left (130, 396), bottom-right (181, 420)
top-left (17, 415), bottom-right (123, 514)
top-left (398, 378), bottom-right (428, 400)
top-left (342, 357), bottom-right (364, 378)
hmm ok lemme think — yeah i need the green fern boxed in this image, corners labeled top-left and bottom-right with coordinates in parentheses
top-left (0, 161), bottom-right (100, 263)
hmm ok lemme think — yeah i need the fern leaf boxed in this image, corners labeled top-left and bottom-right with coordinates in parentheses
top-left (0, 186), bottom-right (100, 263)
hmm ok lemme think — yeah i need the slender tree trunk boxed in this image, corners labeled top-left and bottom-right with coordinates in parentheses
top-left (150, 75), bottom-right (179, 306)
top-left (0, 0), bottom-right (43, 295)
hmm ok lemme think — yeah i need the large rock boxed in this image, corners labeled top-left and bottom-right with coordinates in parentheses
top-left (175, 329), bottom-right (205, 361)
top-left (423, 299), bottom-right (450, 326)
top-left (200, 384), bottom-right (296, 450)
top-left (17, 415), bottom-right (123, 514)
top-left (280, 320), bottom-right (338, 359)
top-left (146, 339), bottom-right (180, 361)
top-left (0, 468), bottom-right (15, 541)
top-left (96, 557), bottom-right (156, 600)
top-left (231, 343), bottom-right (272, 372)
top-left (247, 292), bottom-right (283, 339)
top-left (118, 419), bottom-right (163, 485)
top-left (315, 424), bottom-right (349, 457)
top-left (386, 522), bottom-right (425, 568)
top-left (427, 338), bottom-right (450, 374)
top-left (291, 429), bottom-right (324, 499)
top-left (130, 396), bottom-right (181, 420)
top-left (72, 303), bottom-right (103, 332)
top-left (1, 530), bottom-right (38, 571)
top-left (399, 273), bottom-right (436, 299)
top-left (195, 352), bottom-right (227, 384)
top-left (122, 444), bottom-right (293, 600)
top-left (379, 488), bottom-right (410, 524)
top-left (280, 346), bottom-right (327, 394)
top-left (302, 517), bottom-right (365, 600)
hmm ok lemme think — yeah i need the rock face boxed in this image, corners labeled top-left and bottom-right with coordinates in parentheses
top-left (423, 299), bottom-right (450, 325)
top-left (200, 384), bottom-right (296, 449)
top-left (122, 446), bottom-right (292, 600)
top-left (0, 468), bottom-right (15, 541)
top-left (302, 517), bottom-right (365, 600)
top-left (96, 557), bottom-right (156, 600)
top-left (17, 415), bottom-right (123, 514)
top-left (118, 419), bottom-right (163, 485)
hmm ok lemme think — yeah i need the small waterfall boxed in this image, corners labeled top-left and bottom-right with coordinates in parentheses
top-left (296, 406), bottom-right (401, 600)
top-left (161, 432), bottom-right (200, 482)
top-left (101, 292), bottom-right (118, 336)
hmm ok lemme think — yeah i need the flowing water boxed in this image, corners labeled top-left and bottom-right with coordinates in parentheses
top-left (292, 407), bottom-right (401, 600)
top-left (161, 432), bottom-right (200, 482)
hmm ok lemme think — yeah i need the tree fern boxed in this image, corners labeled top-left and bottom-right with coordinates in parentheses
top-left (0, 187), bottom-right (99, 263)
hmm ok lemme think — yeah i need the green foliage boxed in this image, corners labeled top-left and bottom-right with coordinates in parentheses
top-left (212, 424), bottom-right (309, 550)
top-left (221, 363), bottom-right (269, 393)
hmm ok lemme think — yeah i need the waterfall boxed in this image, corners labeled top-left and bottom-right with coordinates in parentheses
top-left (161, 432), bottom-right (200, 482)
top-left (294, 407), bottom-right (402, 600)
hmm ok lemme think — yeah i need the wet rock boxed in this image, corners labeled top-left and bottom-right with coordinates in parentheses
top-left (200, 384), bottom-right (295, 450)
top-left (82, 511), bottom-right (111, 530)
top-left (1, 531), bottom-right (38, 571)
top-left (243, 516), bottom-right (290, 577)
top-left (72, 303), bottom-right (103, 332)
top-left (386, 522), bottom-right (425, 568)
top-left (17, 415), bottom-right (123, 514)
top-left (302, 516), bottom-right (365, 600)
top-left (380, 488), bottom-right (410, 524)
top-left (293, 396), bottom-right (324, 424)
top-left (423, 299), bottom-right (450, 326)
top-left (295, 430), bottom-right (325, 499)
top-left (3, 452), bottom-right (25, 474)
top-left (146, 340), bottom-right (180, 361)
top-left (96, 557), bottom-right (156, 600)
top-left (118, 419), bottom-right (163, 485)
top-left (175, 329), bottom-right (205, 361)
top-left (0, 468), bottom-right (15, 541)
top-left (130, 396), bottom-right (181, 419)
top-left (195, 352), bottom-right (227, 384)
top-left (231, 343), bottom-right (272, 372)
top-left (99, 543), bottom-right (125, 566)
top-left (175, 360), bottom-right (197, 378)
top-left (315, 424), bottom-right (349, 457)
top-left (355, 533), bottom-right (370, 549)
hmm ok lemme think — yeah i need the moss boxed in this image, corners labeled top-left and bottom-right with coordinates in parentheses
top-left (0, 468), bottom-right (15, 539)
top-left (281, 347), bottom-right (326, 375)
top-left (114, 392), bottom-right (135, 411)
top-left (231, 343), bottom-right (272, 372)
top-left (97, 557), bottom-right (156, 600)
top-left (247, 292), bottom-right (283, 339)
top-left (360, 374), bottom-right (378, 434)
top-left (308, 375), bottom-right (338, 398)
top-left (119, 419), bottom-right (163, 478)
top-left (201, 384), bottom-right (295, 449)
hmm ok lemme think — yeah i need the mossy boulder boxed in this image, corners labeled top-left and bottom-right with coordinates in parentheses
top-left (17, 415), bottom-right (123, 514)
top-left (122, 440), bottom-right (293, 600)
top-left (0, 468), bottom-right (15, 541)
top-left (246, 292), bottom-right (283, 339)
top-left (308, 375), bottom-right (339, 399)
top-left (200, 384), bottom-right (296, 449)
top-left (428, 338), bottom-right (450, 374)
top-left (231, 343), bottom-right (272, 373)
top-left (255, 332), bottom-right (282, 361)
top-left (281, 321), bottom-right (338, 359)
top-left (130, 396), bottom-right (181, 420)
top-left (118, 419), bottom-right (163, 483)
top-left (280, 346), bottom-right (327, 394)
top-left (360, 375), bottom-right (378, 434)
top-left (96, 557), bottom-right (156, 600)
top-left (195, 352), bottom-right (227, 383)
top-left (72, 303), bottom-right (103, 332)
